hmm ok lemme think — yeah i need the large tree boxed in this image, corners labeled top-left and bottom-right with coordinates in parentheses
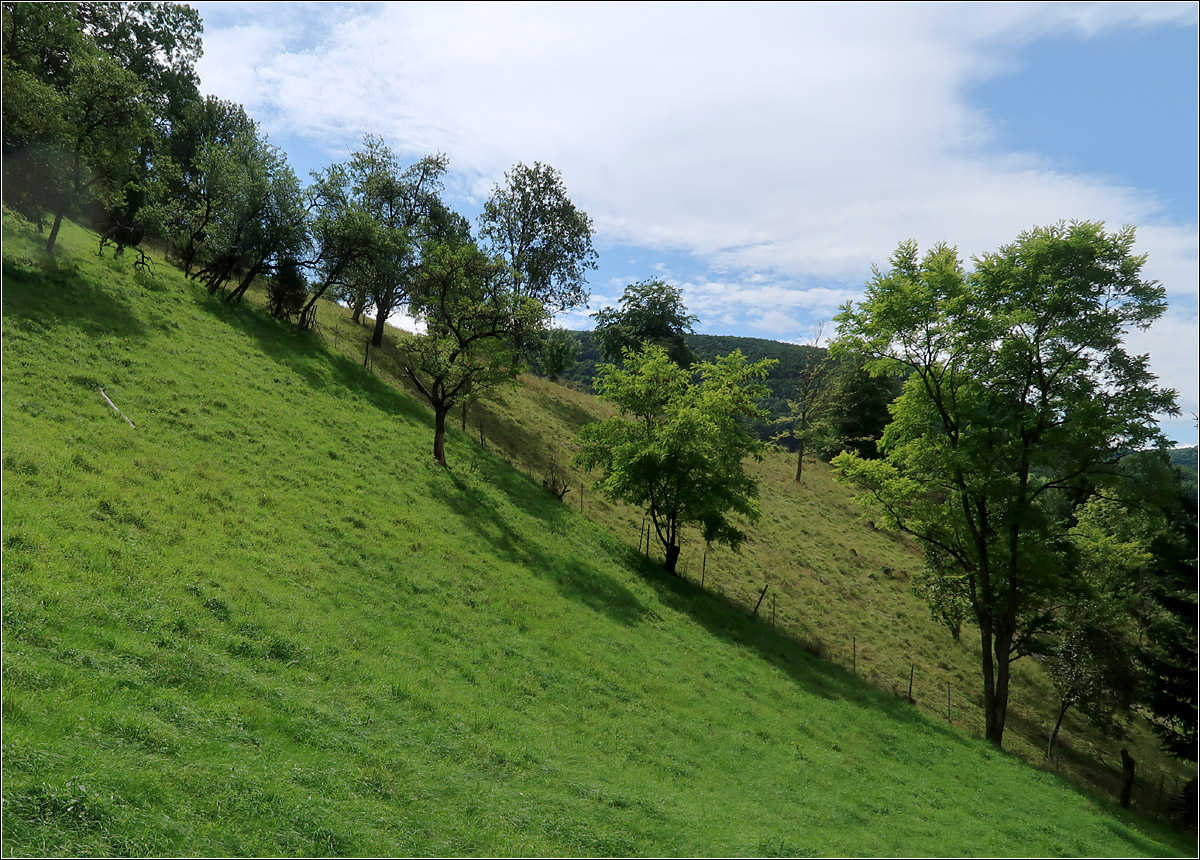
top-left (832, 222), bottom-right (1178, 748)
top-left (576, 344), bottom-right (775, 574)
top-left (479, 161), bottom-right (597, 318)
top-left (400, 236), bottom-right (539, 465)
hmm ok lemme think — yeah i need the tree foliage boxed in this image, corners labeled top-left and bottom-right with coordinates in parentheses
top-left (576, 345), bottom-right (775, 574)
top-left (401, 236), bottom-right (541, 465)
top-left (479, 161), bottom-right (597, 316)
top-left (539, 327), bottom-right (579, 383)
top-left (832, 222), bottom-right (1178, 748)
top-left (592, 279), bottom-right (698, 367)
top-left (2, 2), bottom-right (202, 252)
top-left (770, 325), bottom-right (839, 481)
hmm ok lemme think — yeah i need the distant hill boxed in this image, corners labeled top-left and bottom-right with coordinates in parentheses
top-left (1169, 446), bottom-right (1198, 474)
top-left (554, 331), bottom-right (897, 451)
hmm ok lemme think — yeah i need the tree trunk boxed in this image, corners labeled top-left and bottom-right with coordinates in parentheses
top-left (433, 407), bottom-right (448, 465)
top-left (371, 311), bottom-right (388, 348)
top-left (45, 209), bottom-right (65, 254)
top-left (980, 623), bottom-right (1012, 747)
top-left (1046, 700), bottom-right (1070, 760)
top-left (1119, 748), bottom-right (1136, 808)
top-left (664, 543), bottom-right (681, 575)
top-left (795, 439), bottom-right (806, 481)
top-left (225, 262), bottom-right (263, 302)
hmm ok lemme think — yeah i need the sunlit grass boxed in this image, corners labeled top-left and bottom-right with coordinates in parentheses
top-left (2, 211), bottom-right (1192, 856)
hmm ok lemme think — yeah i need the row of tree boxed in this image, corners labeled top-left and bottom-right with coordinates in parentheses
top-left (3, 2), bottom-right (599, 466)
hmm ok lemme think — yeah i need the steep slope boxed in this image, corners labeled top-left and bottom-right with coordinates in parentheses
top-left (2, 213), bottom-right (1192, 856)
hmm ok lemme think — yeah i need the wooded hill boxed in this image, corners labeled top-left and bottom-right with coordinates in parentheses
top-left (2, 212), bottom-right (1194, 856)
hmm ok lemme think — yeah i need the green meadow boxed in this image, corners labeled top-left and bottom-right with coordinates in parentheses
top-left (2, 212), bottom-right (1193, 856)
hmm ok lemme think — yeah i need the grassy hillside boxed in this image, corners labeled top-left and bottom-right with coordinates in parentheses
top-left (2, 212), bottom-right (1193, 856)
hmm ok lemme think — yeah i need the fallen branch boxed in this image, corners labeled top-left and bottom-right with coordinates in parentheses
top-left (98, 387), bottom-right (136, 429)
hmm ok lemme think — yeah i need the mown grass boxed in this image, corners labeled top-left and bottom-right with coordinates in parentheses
top-left (2, 211), bottom-right (1194, 857)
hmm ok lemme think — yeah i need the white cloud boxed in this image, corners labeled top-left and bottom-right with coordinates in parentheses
top-left (193, 1), bottom-right (1198, 439)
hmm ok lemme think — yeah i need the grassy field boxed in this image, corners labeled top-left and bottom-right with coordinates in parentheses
top-left (2, 211), bottom-right (1194, 856)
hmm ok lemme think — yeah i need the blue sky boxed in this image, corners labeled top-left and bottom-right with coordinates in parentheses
top-left (191, 2), bottom-right (1198, 445)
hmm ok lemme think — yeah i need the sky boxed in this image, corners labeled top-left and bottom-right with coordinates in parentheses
top-left (191, 1), bottom-right (1199, 446)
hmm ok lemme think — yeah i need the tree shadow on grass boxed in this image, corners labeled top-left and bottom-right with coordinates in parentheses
top-left (431, 466), bottom-right (652, 628)
top-left (198, 297), bottom-right (428, 425)
top-left (2, 256), bottom-right (148, 341)
top-left (630, 550), bottom-right (979, 743)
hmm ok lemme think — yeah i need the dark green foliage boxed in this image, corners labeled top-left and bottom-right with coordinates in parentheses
top-left (1, 2), bottom-right (202, 252)
top-left (1138, 475), bottom-right (1198, 762)
top-left (478, 161), bottom-right (597, 316)
top-left (538, 327), bottom-right (578, 382)
top-left (592, 279), bottom-right (697, 366)
top-left (266, 258), bottom-right (308, 321)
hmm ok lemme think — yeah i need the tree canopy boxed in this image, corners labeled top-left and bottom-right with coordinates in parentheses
top-left (478, 161), bottom-right (597, 317)
top-left (576, 345), bottom-right (775, 574)
top-left (592, 278), bottom-right (698, 367)
top-left (832, 221), bottom-right (1178, 748)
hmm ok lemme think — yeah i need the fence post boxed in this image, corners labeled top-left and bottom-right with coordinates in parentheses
top-left (753, 584), bottom-right (769, 615)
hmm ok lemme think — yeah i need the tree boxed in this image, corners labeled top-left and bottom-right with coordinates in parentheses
top-left (1135, 466), bottom-right (1198, 763)
top-left (400, 236), bottom-right (540, 465)
top-left (832, 222), bottom-right (1178, 748)
top-left (337, 137), bottom-right (452, 348)
top-left (576, 344), bottom-right (775, 574)
top-left (2, 2), bottom-right (202, 252)
top-left (592, 278), bottom-right (698, 366)
top-left (479, 160), bottom-right (597, 319)
top-left (771, 324), bottom-right (838, 481)
top-left (539, 327), bottom-right (578, 382)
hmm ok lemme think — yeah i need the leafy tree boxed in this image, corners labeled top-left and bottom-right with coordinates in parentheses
top-left (576, 345), bottom-right (775, 574)
top-left (1042, 601), bottom-right (1139, 760)
top-left (266, 257), bottom-right (308, 321)
top-left (143, 96), bottom-right (259, 275)
top-left (771, 325), bottom-right (839, 480)
top-left (1137, 469), bottom-right (1198, 762)
top-left (2, 2), bottom-right (202, 252)
top-left (592, 279), bottom-right (698, 366)
top-left (539, 327), bottom-right (578, 382)
top-left (832, 222), bottom-right (1178, 748)
top-left (339, 137), bottom-right (452, 348)
top-left (1, 2), bottom-right (152, 253)
top-left (184, 129), bottom-right (305, 302)
top-left (479, 161), bottom-right (597, 317)
top-left (74, 1), bottom-right (203, 128)
top-left (295, 162), bottom-right (379, 330)
top-left (400, 236), bottom-right (540, 465)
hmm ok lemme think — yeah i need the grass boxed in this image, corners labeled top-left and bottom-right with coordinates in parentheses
top-left (2, 210), bottom-right (1194, 856)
